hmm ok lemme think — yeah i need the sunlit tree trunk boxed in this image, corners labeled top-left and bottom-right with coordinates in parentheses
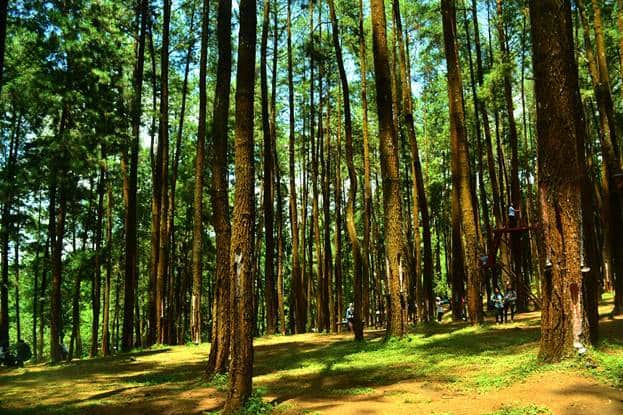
top-left (370, 0), bottom-right (406, 337)
top-left (261, 0), bottom-right (277, 335)
top-left (223, 0), bottom-right (256, 409)
top-left (393, 0), bottom-right (434, 322)
top-left (358, 0), bottom-right (373, 327)
top-left (530, 0), bottom-right (590, 362)
top-left (207, 0), bottom-right (232, 373)
top-left (442, 0), bottom-right (482, 325)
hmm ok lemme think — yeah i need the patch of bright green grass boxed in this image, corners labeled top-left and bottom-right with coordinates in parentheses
top-left (331, 386), bottom-right (375, 396)
top-left (483, 403), bottom-right (552, 415)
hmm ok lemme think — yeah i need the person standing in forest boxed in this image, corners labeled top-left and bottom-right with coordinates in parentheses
top-left (491, 288), bottom-right (504, 324)
top-left (508, 204), bottom-right (519, 228)
top-left (436, 297), bottom-right (444, 322)
top-left (346, 303), bottom-right (355, 332)
top-left (504, 283), bottom-right (517, 323)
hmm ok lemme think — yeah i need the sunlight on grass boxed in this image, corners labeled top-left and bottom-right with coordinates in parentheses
top-left (1, 306), bottom-right (622, 414)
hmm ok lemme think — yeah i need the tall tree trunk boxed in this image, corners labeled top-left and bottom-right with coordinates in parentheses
top-left (0, 113), bottom-right (19, 349)
top-left (358, 0), bottom-right (373, 327)
top-left (393, 0), bottom-right (434, 321)
top-left (14, 233), bottom-right (20, 342)
top-left (102, 169), bottom-right (113, 356)
top-left (370, 0), bottom-right (406, 337)
top-left (32, 196), bottom-right (44, 360)
top-left (328, 0), bottom-right (363, 340)
top-left (577, 0), bottom-right (623, 315)
top-left (167, 4), bottom-right (197, 345)
top-left (155, 0), bottom-right (172, 344)
top-left (270, 1), bottom-right (285, 335)
top-left (287, 0), bottom-right (304, 334)
top-left (0, 0), bottom-right (7, 95)
top-left (618, 0), bottom-right (623, 104)
top-left (207, 0), bottom-right (232, 373)
top-left (442, 0), bottom-right (482, 325)
top-left (261, 0), bottom-right (277, 335)
top-left (90, 155), bottom-right (105, 357)
top-left (334, 92), bottom-right (344, 332)
top-left (530, 0), bottom-right (590, 361)
top-left (223, 0), bottom-right (256, 408)
top-left (191, 0), bottom-right (209, 347)
top-left (472, 0), bottom-right (502, 226)
top-left (50, 184), bottom-right (67, 363)
top-left (122, 0), bottom-right (147, 351)
top-left (496, 0), bottom-right (524, 309)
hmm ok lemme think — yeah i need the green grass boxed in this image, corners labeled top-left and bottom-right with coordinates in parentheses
top-left (1, 304), bottom-right (622, 415)
top-left (483, 403), bottom-right (553, 415)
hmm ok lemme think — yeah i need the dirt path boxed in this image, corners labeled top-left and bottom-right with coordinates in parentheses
top-left (269, 370), bottom-right (623, 415)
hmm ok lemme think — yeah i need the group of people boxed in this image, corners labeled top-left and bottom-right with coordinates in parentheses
top-left (490, 284), bottom-right (518, 324)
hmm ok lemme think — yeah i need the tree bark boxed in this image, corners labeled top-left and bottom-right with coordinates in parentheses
top-left (577, 0), bottom-right (623, 315)
top-left (192, 0), bottom-right (211, 347)
top-left (261, 0), bottom-right (277, 335)
top-left (90, 155), bottom-right (105, 357)
top-left (370, 0), bottom-right (406, 337)
top-left (166, 3), bottom-right (197, 345)
top-left (122, 0), bottom-right (147, 351)
top-left (442, 0), bottom-right (483, 325)
top-left (102, 168), bottom-right (113, 356)
top-left (206, 0), bottom-right (233, 373)
top-left (0, 0), bottom-right (7, 96)
top-left (358, 0), bottom-right (373, 327)
top-left (0, 112), bottom-right (20, 349)
top-left (393, 0), bottom-right (434, 322)
top-left (530, 0), bottom-right (589, 361)
top-left (223, 0), bottom-right (256, 409)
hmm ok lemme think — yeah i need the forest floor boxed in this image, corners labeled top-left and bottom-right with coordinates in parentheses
top-left (1, 299), bottom-right (622, 415)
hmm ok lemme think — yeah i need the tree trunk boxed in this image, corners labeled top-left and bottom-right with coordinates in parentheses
top-left (0, 0), bottom-right (7, 96)
top-left (122, 0), bottom-right (147, 351)
top-left (334, 93), bottom-right (344, 333)
top-left (328, 0), bottom-right (363, 340)
top-left (393, 0), bottom-right (434, 321)
top-left (496, 0), bottom-right (524, 309)
top-left (102, 169), bottom-right (113, 356)
top-left (442, 0), bottom-right (482, 325)
top-left (223, 0), bottom-right (256, 409)
top-left (155, 0), bottom-right (172, 344)
top-left (577, 0), bottom-right (623, 315)
top-left (261, 0), bottom-right (277, 335)
top-left (90, 153), bottom-right (105, 357)
top-left (14, 233), bottom-right (20, 342)
top-left (0, 113), bottom-right (20, 349)
top-left (50, 184), bottom-right (67, 363)
top-left (530, 0), bottom-right (590, 361)
top-left (286, 0), bottom-right (304, 334)
top-left (166, 3), bottom-right (197, 345)
top-left (618, 0), bottom-right (623, 104)
top-left (370, 0), bottom-right (406, 337)
top-left (206, 0), bottom-right (232, 373)
top-left (358, 0), bottom-right (373, 327)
